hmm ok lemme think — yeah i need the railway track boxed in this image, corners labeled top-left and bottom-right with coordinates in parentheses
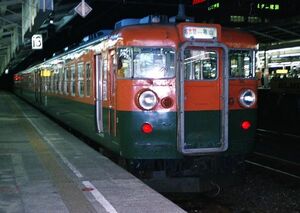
top-left (246, 152), bottom-right (300, 180)
top-left (246, 128), bottom-right (300, 181)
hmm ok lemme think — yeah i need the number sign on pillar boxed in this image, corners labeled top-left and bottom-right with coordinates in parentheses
top-left (32, 34), bottom-right (43, 50)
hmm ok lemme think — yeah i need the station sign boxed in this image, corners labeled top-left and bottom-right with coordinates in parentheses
top-left (75, 0), bottom-right (92, 18)
top-left (32, 34), bottom-right (43, 50)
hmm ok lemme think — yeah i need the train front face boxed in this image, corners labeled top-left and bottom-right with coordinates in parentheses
top-left (114, 23), bottom-right (257, 162)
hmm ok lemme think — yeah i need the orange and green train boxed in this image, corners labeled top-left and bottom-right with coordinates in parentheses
top-left (14, 15), bottom-right (257, 192)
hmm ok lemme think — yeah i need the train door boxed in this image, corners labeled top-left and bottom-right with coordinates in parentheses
top-left (95, 54), bottom-right (104, 133)
top-left (177, 42), bottom-right (229, 155)
top-left (108, 50), bottom-right (117, 136)
top-left (95, 50), bottom-right (117, 137)
top-left (34, 70), bottom-right (42, 104)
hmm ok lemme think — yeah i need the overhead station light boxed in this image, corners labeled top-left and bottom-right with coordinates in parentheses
top-left (279, 53), bottom-right (300, 57)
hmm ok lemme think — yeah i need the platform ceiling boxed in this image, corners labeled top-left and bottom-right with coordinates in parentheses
top-left (1, 0), bottom-right (300, 75)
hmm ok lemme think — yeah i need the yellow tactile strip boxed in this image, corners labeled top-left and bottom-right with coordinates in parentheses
top-left (6, 95), bottom-right (97, 213)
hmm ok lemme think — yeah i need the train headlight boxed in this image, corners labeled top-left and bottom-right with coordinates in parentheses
top-left (136, 89), bottom-right (158, 110)
top-left (239, 89), bottom-right (256, 108)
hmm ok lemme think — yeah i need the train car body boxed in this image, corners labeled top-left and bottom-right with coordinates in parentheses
top-left (14, 16), bottom-right (257, 192)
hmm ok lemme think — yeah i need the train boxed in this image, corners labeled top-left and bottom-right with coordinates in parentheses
top-left (14, 14), bottom-right (257, 192)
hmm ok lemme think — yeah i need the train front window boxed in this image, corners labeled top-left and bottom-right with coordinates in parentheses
top-left (184, 49), bottom-right (217, 80)
top-left (117, 47), bottom-right (175, 79)
top-left (229, 50), bottom-right (254, 78)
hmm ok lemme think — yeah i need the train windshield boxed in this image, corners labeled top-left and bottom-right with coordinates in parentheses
top-left (184, 48), bottom-right (217, 80)
top-left (117, 47), bottom-right (175, 79)
top-left (229, 50), bottom-right (255, 78)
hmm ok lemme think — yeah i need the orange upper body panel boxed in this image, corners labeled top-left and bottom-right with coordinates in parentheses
top-left (115, 23), bottom-right (256, 50)
top-left (116, 25), bottom-right (179, 48)
top-left (116, 79), bottom-right (176, 112)
top-left (17, 22), bottom-right (257, 110)
top-left (229, 79), bottom-right (258, 110)
top-left (220, 28), bottom-right (257, 49)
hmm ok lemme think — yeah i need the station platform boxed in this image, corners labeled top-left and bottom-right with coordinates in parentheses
top-left (0, 91), bottom-right (185, 213)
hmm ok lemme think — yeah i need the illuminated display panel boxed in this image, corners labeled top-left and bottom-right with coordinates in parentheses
top-left (41, 69), bottom-right (51, 77)
top-left (257, 3), bottom-right (280, 10)
top-left (184, 26), bottom-right (217, 40)
top-left (192, 0), bottom-right (206, 5)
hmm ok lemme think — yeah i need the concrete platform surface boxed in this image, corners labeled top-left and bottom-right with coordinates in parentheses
top-left (0, 91), bottom-right (186, 213)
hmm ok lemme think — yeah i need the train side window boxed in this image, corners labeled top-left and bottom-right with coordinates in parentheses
top-left (85, 62), bottom-right (91, 97)
top-left (229, 50), bottom-right (254, 78)
top-left (103, 55), bottom-right (108, 101)
top-left (50, 70), bottom-right (54, 93)
top-left (56, 69), bottom-right (60, 94)
top-left (64, 67), bottom-right (69, 95)
top-left (117, 48), bottom-right (132, 78)
top-left (53, 70), bottom-right (58, 93)
top-left (184, 49), bottom-right (217, 80)
top-left (78, 63), bottom-right (84, 97)
top-left (59, 67), bottom-right (64, 94)
top-left (70, 65), bottom-right (76, 96)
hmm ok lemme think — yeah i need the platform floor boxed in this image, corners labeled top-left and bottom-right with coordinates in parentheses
top-left (0, 91), bottom-right (185, 213)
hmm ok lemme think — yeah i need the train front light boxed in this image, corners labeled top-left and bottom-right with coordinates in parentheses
top-left (141, 123), bottom-right (153, 134)
top-left (241, 120), bottom-right (251, 130)
top-left (239, 89), bottom-right (256, 108)
top-left (136, 89), bottom-right (158, 110)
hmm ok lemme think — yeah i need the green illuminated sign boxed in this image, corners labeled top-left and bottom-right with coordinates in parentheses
top-left (208, 2), bottom-right (219, 11)
top-left (257, 3), bottom-right (280, 10)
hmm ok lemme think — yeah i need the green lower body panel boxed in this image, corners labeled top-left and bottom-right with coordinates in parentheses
top-left (228, 109), bottom-right (257, 154)
top-left (14, 89), bottom-right (256, 160)
top-left (117, 111), bottom-right (179, 159)
top-left (117, 109), bottom-right (256, 159)
top-left (184, 111), bottom-right (221, 149)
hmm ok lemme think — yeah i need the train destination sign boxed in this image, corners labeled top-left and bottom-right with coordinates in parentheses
top-left (184, 26), bottom-right (217, 40)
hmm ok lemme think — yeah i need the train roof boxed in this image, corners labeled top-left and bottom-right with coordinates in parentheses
top-left (18, 16), bottom-right (257, 74)
top-left (221, 27), bottom-right (257, 49)
top-left (113, 15), bottom-right (257, 49)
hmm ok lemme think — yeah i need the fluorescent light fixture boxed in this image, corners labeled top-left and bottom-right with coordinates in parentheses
top-left (279, 53), bottom-right (300, 57)
top-left (267, 46), bottom-right (300, 54)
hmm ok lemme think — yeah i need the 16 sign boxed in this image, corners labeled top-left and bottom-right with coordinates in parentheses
top-left (32, 34), bottom-right (43, 49)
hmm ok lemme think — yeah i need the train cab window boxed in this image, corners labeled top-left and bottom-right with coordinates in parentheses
top-left (85, 63), bottom-right (91, 97)
top-left (184, 49), bottom-right (217, 80)
top-left (77, 63), bottom-right (84, 97)
top-left (229, 50), bottom-right (254, 78)
top-left (70, 65), bottom-right (76, 96)
top-left (133, 48), bottom-right (175, 78)
top-left (117, 47), bottom-right (175, 79)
